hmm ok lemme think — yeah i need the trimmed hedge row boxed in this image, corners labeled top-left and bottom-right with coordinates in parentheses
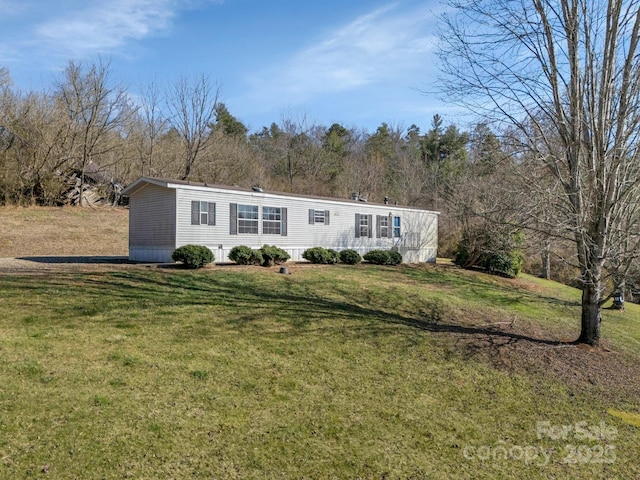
top-left (172, 245), bottom-right (403, 269)
top-left (301, 247), bottom-right (402, 266)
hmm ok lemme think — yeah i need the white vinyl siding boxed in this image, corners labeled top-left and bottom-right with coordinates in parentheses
top-left (127, 183), bottom-right (176, 262)
top-left (129, 184), bottom-right (176, 248)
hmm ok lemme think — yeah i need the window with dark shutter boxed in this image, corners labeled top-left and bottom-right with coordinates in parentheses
top-left (192, 201), bottom-right (215, 226)
top-left (310, 209), bottom-right (329, 225)
top-left (355, 214), bottom-right (371, 237)
top-left (377, 215), bottom-right (390, 238)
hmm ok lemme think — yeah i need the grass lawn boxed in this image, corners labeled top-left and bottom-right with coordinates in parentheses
top-left (0, 263), bottom-right (638, 478)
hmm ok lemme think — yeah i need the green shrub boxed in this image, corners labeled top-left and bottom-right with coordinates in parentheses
top-left (327, 249), bottom-right (339, 264)
top-left (388, 250), bottom-right (403, 265)
top-left (339, 249), bottom-right (362, 265)
top-left (259, 245), bottom-right (290, 267)
top-left (481, 250), bottom-right (523, 278)
top-left (228, 245), bottom-right (263, 265)
top-left (453, 226), bottom-right (524, 278)
top-left (363, 249), bottom-right (402, 265)
top-left (172, 245), bottom-right (214, 269)
top-left (302, 247), bottom-right (338, 264)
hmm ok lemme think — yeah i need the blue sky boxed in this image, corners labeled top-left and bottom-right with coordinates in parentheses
top-left (0, 0), bottom-right (453, 133)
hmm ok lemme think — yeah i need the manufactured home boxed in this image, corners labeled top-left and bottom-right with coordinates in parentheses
top-left (121, 177), bottom-right (439, 264)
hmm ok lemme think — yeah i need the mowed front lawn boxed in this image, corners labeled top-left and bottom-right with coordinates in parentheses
top-left (0, 263), bottom-right (638, 479)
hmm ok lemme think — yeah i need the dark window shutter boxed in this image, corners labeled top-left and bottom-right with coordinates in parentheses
top-left (281, 208), bottom-right (288, 236)
top-left (368, 215), bottom-right (373, 238)
top-left (376, 215), bottom-right (381, 238)
top-left (325, 210), bottom-right (330, 225)
top-left (191, 201), bottom-right (200, 225)
top-left (230, 203), bottom-right (237, 235)
top-left (355, 213), bottom-right (360, 238)
top-left (208, 202), bottom-right (216, 225)
top-left (309, 209), bottom-right (315, 225)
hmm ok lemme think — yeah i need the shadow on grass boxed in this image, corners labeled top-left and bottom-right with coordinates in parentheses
top-left (0, 267), bottom-right (572, 351)
top-left (401, 263), bottom-right (582, 309)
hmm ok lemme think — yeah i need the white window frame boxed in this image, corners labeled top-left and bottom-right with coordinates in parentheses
top-left (262, 206), bottom-right (282, 235)
top-left (200, 201), bottom-right (209, 225)
top-left (359, 214), bottom-right (370, 237)
top-left (238, 204), bottom-right (259, 234)
top-left (378, 215), bottom-right (390, 238)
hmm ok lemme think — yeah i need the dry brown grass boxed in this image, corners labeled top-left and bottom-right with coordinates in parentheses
top-left (0, 206), bottom-right (128, 257)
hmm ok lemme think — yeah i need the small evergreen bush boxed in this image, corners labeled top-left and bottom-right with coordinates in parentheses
top-left (363, 249), bottom-right (402, 265)
top-left (388, 250), bottom-right (403, 265)
top-left (172, 245), bottom-right (214, 269)
top-left (259, 245), bottom-right (290, 266)
top-left (302, 247), bottom-right (338, 264)
top-left (228, 245), bottom-right (263, 265)
top-left (339, 249), bottom-right (362, 265)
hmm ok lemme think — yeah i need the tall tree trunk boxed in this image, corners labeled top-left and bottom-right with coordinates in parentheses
top-left (578, 281), bottom-right (602, 346)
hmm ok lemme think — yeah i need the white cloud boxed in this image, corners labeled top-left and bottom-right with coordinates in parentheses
top-left (1, 0), bottom-right (226, 69)
top-left (248, 2), bottom-right (438, 108)
top-left (34, 0), bottom-right (176, 57)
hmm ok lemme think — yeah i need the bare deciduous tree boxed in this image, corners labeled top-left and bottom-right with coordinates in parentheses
top-left (165, 74), bottom-right (220, 181)
top-left (57, 59), bottom-right (132, 205)
top-left (440, 0), bottom-right (640, 345)
top-left (138, 80), bottom-right (168, 177)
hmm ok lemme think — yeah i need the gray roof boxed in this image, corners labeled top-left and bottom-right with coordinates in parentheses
top-left (122, 176), bottom-right (438, 213)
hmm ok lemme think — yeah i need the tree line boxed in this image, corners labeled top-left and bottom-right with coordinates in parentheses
top-left (0, 59), bottom-right (473, 210)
